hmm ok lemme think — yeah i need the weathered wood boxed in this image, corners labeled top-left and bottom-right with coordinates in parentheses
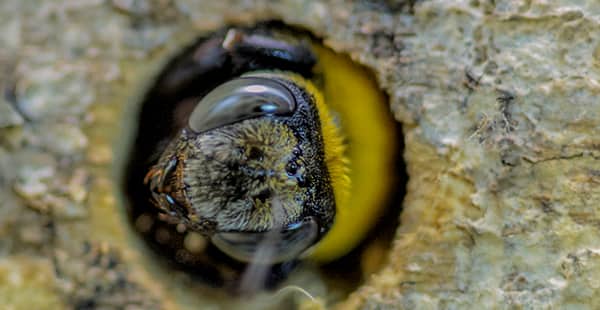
top-left (1, 0), bottom-right (599, 308)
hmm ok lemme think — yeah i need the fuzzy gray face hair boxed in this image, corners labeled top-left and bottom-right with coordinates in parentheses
top-left (182, 117), bottom-right (309, 232)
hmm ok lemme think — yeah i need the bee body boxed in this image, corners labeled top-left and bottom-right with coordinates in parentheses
top-left (126, 22), bottom-right (398, 288)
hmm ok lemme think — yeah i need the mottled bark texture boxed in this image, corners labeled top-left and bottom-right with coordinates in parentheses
top-left (1, 0), bottom-right (599, 309)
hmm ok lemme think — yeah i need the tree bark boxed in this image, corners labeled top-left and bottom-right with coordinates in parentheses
top-left (1, 0), bottom-right (599, 309)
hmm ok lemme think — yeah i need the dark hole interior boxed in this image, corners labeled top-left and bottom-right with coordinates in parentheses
top-left (122, 20), bottom-right (406, 299)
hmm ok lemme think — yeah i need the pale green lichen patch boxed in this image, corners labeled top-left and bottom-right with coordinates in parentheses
top-left (0, 257), bottom-right (65, 309)
top-left (0, 102), bottom-right (23, 128)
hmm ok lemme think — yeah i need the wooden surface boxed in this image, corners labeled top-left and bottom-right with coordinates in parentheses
top-left (1, 0), bottom-right (599, 308)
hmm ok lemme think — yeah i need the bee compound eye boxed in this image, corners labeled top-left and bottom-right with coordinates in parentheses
top-left (188, 77), bottom-right (297, 133)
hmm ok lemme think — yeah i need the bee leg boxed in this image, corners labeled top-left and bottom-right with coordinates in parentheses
top-left (144, 156), bottom-right (177, 193)
top-left (223, 29), bottom-right (316, 75)
top-left (156, 27), bottom-right (317, 96)
top-left (157, 36), bottom-right (230, 95)
top-left (144, 155), bottom-right (191, 218)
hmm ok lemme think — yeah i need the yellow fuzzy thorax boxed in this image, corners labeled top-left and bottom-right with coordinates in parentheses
top-left (306, 44), bottom-right (396, 262)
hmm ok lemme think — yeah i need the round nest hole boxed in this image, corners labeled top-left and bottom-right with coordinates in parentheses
top-left (122, 20), bottom-right (406, 306)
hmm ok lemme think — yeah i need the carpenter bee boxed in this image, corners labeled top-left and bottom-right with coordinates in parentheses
top-left (125, 21), bottom-right (399, 290)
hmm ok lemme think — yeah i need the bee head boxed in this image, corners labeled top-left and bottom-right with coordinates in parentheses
top-left (146, 74), bottom-right (337, 263)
